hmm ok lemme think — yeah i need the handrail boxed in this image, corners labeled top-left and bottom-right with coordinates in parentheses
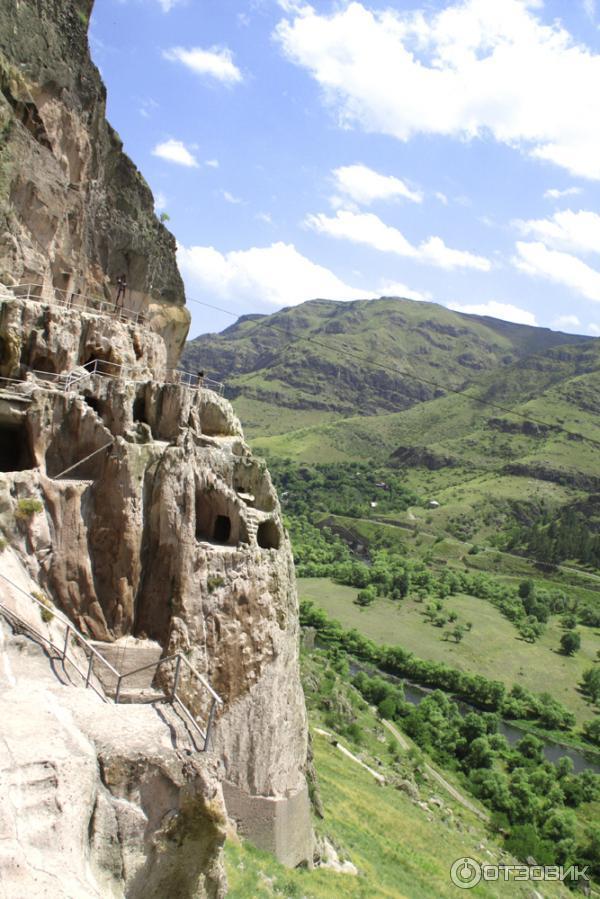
top-left (53, 441), bottom-right (113, 480)
top-left (114, 651), bottom-right (223, 750)
top-left (0, 598), bottom-right (109, 703)
top-left (7, 283), bottom-right (150, 328)
top-left (0, 570), bottom-right (221, 751)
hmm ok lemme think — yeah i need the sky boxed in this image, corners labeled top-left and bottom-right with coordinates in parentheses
top-left (90, 0), bottom-right (600, 339)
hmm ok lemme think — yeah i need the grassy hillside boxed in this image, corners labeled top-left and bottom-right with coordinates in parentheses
top-left (254, 342), bottom-right (600, 546)
top-left (184, 297), bottom-right (592, 436)
top-left (225, 651), bottom-right (575, 898)
top-left (298, 577), bottom-right (600, 727)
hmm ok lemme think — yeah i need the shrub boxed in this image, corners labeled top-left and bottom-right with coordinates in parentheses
top-left (207, 576), bottom-right (224, 592)
top-left (15, 498), bottom-right (43, 520)
top-left (560, 630), bottom-right (581, 656)
top-left (33, 591), bottom-right (54, 623)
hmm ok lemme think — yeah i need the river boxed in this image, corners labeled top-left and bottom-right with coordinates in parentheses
top-left (349, 660), bottom-right (600, 774)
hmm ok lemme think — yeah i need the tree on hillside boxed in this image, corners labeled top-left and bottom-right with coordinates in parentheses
top-left (583, 719), bottom-right (600, 746)
top-left (582, 667), bottom-right (600, 704)
top-left (560, 630), bottom-right (581, 656)
top-left (452, 624), bottom-right (466, 643)
top-left (355, 585), bottom-right (376, 607)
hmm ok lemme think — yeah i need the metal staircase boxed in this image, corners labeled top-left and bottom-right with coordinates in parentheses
top-left (0, 571), bottom-right (222, 751)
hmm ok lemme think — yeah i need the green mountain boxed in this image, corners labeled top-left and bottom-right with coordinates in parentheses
top-left (183, 297), bottom-right (592, 439)
top-left (184, 297), bottom-right (600, 545)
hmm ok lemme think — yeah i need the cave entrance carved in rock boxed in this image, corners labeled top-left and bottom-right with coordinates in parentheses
top-left (195, 489), bottom-right (248, 547)
top-left (0, 421), bottom-right (35, 472)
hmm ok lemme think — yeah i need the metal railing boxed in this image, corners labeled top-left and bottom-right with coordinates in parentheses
top-left (8, 283), bottom-right (149, 327)
top-left (114, 652), bottom-right (222, 750)
top-left (0, 571), bottom-right (222, 751)
top-left (0, 361), bottom-right (225, 398)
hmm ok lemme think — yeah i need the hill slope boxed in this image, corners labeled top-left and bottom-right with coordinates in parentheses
top-left (183, 297), bottom-right (592, 438)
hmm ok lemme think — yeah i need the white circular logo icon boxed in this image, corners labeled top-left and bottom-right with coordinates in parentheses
top-left (451, 857), bottom-right (482, 889)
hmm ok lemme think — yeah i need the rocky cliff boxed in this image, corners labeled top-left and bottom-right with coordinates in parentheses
top-left (0, 1), bottom-right (313, 893)
top-left (0, 0), bottom-right (189, 366)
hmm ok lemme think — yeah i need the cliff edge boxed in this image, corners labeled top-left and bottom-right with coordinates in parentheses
top-left (0, 1), bottom-right (313, 892)
top-left (0, 0), bottom-right (189, 366)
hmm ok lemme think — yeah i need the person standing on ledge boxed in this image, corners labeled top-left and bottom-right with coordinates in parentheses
top-left (115, 274), bottom-right (127, 308)
top-left (197, 370), bottom-right (205, 389)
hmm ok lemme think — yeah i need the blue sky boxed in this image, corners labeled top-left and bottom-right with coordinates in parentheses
top-left (90, 0), bottom-right (600, 339)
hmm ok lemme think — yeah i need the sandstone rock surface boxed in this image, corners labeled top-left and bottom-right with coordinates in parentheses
top-left (0, 0), bottom-right (190, 366)
top-left (0, 0), bottom-right (314, 886)
top-left (0, 290), bottom-right (314, 876)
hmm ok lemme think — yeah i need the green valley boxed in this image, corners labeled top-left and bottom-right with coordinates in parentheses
top-left (186, 295), bottom-right (600, 888)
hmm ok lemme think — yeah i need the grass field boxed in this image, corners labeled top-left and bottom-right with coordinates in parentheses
top-left (298, 577), bottom-right (600, 726)
top-left (225, 730), bottom-right (573, 898)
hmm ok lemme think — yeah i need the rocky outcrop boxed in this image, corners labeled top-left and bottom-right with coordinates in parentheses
top-left (0, 0), bottom-right (189, 367)
top-left (0, 550), bottom-right (228, 899)
top-left (0, 290), bottom-right (314, 876)
top-left (0, 0), bottom-right (313, 884)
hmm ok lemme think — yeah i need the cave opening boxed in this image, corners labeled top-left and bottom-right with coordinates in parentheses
top-left (133, 394), bottom-right (149, 425)
top-left (82, 352), bottom-right (114, 377)
top-left (213, 515), bottom-right (231, 543)
top-left (257, 519), bottom-right (281, 551)
top-left (195, 489), bottom-right (248, 547)
top-left (29, 355), bottom-right (57, 375)
top-left (0, 422), bottom-right (35, 472)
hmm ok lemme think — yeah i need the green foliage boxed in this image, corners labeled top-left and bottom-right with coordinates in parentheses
top-left (271, 459), bottom-right (419, 520)
top-left (32, 590), bottom-right (54, 623)
top-left (560, 630), bottom-right (581, 656)
top-left (355, 585), bottom-right (376, 607)
top-left (581, 667), bottom-right (600, 705)
top-left (159, 211), bottom-right (170, 223)
top-left (300, 600), bottom-right (576, 731)
top-left (207, 576), bottom-right (225, 592)
top-left (583, 718), bottom-right (600, 747)
top-left (15, 498), bottom-right (43, 519)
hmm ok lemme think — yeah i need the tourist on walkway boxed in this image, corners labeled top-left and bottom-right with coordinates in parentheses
top-left (115, 274), bottom-right (127, 307)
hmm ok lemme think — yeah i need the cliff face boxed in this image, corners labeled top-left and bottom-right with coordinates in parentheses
top-left (0, 304), bottom-right (312, 882)
top-left (0, 0), bottom-right (313, 890)
top-left (0, 0), bottom-right (189, 366)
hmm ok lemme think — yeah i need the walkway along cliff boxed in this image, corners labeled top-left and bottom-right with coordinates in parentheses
top-left (0, 1), bottom-right (313, 894)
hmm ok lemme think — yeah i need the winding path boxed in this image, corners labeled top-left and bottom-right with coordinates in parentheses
top-left (381, 719), bottom-right (490, 823)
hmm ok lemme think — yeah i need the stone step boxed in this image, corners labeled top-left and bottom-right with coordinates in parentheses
top-left (90, 640), bottom-right (163, 694)
top-left (113, 688), bottom-right (164, 704)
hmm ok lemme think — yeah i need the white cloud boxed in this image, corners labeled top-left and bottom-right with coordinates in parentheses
top-left (256, 211), bottom-right (273, 224)
top-left (305, 209), bottom-right (491, 271)
top-left (152, 138), bottom-right (199, 167)
top-left (333, 163), bottom-right (422, 205)
top-left (552, 314), bottom-right (581, 331)
top-left (154, 191), bottom-right (167, 211)
top-left (276, 0), bottom-right (600, 179)
top-left (178, 242), bottom-right (371, 307)
top-left (588, 323), bottom-right (600, 335)
top-left (447, 300), bottom-right (537, 326)
top-left (222, 190), bottom-right (243, 204)
top-left (543, 187), bottom-right (582, 200)
top-left (157, 0), bottom-right (182, 10)
top-left (583, 0), bottom-right (596, 20)
top-left (515, 209), bottom-right (600, 256)
top-left (163, 46), bottom-right (242, 85)
top-left (205, 159), bottom-right (220, 168)
top-left (435, 191), bottom-right (449, 205)
top-left (379, 281), bottom-right (432, 302)
top-left (514, 240), bottom-right (600, 301)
